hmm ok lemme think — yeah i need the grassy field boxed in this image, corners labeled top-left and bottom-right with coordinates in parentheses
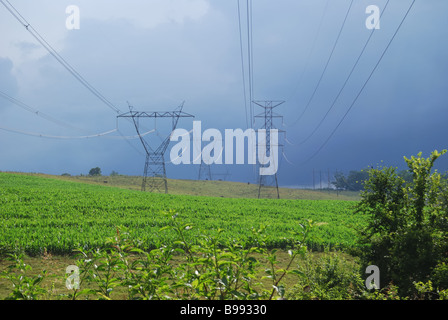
top-left (0, 172), bottom-right (365, 300)
top-left (9, 171), bottom-right (361, 201)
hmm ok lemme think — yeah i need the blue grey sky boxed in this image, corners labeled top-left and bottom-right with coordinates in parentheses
top-left (0, 0), bottom-right (447, 187)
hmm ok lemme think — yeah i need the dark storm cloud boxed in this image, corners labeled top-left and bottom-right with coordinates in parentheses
top-left (275, 0), bottom-right (448, 185)
top-left (1, 0), bottom-right (447, 185)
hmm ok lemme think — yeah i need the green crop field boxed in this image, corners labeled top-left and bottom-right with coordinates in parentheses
top-left (0, 172), bottom-right (366, 256)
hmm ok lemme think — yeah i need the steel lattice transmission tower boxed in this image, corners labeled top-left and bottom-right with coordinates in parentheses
top-left (117, 102), bottom-right (194, 193)
top-left (198, 162), bottom-right (213, 181)
top-left (254, 100), bottom-right (285, 199)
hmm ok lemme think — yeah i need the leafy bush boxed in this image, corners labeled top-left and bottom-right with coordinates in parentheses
top-left (286, 250), bottom-right (364, 300)
top-left (356, 150), bottom-right (448, 297)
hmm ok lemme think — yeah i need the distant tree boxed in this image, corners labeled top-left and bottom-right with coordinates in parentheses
top-left (332, 171), bottom-right (348, 190)
top-left (398, 169), bottom-right (413, 183)
top-left (331, 170), bottom-right (369, 191)
top-left (88, 167), bottom-right (102, 176)
top-left (346, 170), bottom-right (370, 191)
top-left (61, 173), bottom-right (71, 177)
top-left (110, 171), bottom-right (119, 177)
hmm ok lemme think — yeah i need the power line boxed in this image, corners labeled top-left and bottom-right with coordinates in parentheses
top-left (237, 0), bottom-right (249, 128)
top-left (288, 0), bottom-right (354, 127)
top-left (0, 0), bottom-right (121, 115)
top-left (236, 0), bottom-right (255, 127)
top-left (0, 124), bottom-right (154, 140)
top-left (0, 89), bottom-right (155, 141)
top-left (286, 0), bottom-right (330, 103)
top-left (116, 128), bottom-right (145, 156)
top-left (0, 89), bottom-right (86, 133)
top-left (0, 126), bottom-right (117, 139)
top-left (247, 0), bottom-right (254, 127)
top-left (0, 0), bottom-right (151, 155)
top-left (297, 0), bottom-right (391, 146)
top-left (300, 0), bottom-right (416, 165)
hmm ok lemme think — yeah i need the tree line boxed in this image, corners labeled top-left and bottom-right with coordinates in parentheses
top-left (332, 168), bottom-right (416, 192)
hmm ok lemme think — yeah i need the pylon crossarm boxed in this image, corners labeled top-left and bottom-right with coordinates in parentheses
top-left (117, 103), bottom-right (194, 194)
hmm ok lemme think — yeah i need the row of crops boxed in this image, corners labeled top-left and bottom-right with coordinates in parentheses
top-left (0, 173), bottom-right (368, 255)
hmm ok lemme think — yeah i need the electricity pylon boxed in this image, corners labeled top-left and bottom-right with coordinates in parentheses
top-left (254, 100), bottom-right (285, 199)
top-left (117, 102), bottom-right (194, 193)
top-left (198, 162), bottom-right (213, 181)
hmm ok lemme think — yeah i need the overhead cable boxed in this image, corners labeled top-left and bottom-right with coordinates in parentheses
top-left (0, 0), bottom-right (121, 114)
top-left (300, 0), bottom-right (416, 165)
top-left (288, 0), bottom-right (354, 127)
top-left (297, 0), bottom-right (391, 146)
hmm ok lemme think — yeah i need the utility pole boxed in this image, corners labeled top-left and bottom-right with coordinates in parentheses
top-left (336, 168), bottom-right (339, 197)
top-left (320, 170), bottom-right (322, 190)
top-left (254, 100), bottom-right (284, 199)
top-left (117, 102), bottom-right (194, 193)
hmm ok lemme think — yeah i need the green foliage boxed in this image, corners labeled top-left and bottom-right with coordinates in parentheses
top-left (409, 280), bottom-right (448, 300)
top-left (0, 252), bottom-right (47, 300)
top-left (361, 283), bottom-right (403, 300)
top-left (431, 262), bottom-right (448, 291)
top-left (88, 167), bottom-right (101, 176)
top-left (286, 251), bottom-right (364, 300)
top-left (2, 211), bottom-right (446, 300)
top-left (332, 170), bottom-right (369, 191)
top-left (357, 150), bottom-right (448, 297)
top-left (398, 169), bottom-right (413, 183)
top-left (332, 168), bottom-right (414, 192)
top-left (0, 172), bottom-right (365, 255)
top-left (332, 171), bottom-right (348, 191)
top-left (61, 213), bottom-right (313, 300)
